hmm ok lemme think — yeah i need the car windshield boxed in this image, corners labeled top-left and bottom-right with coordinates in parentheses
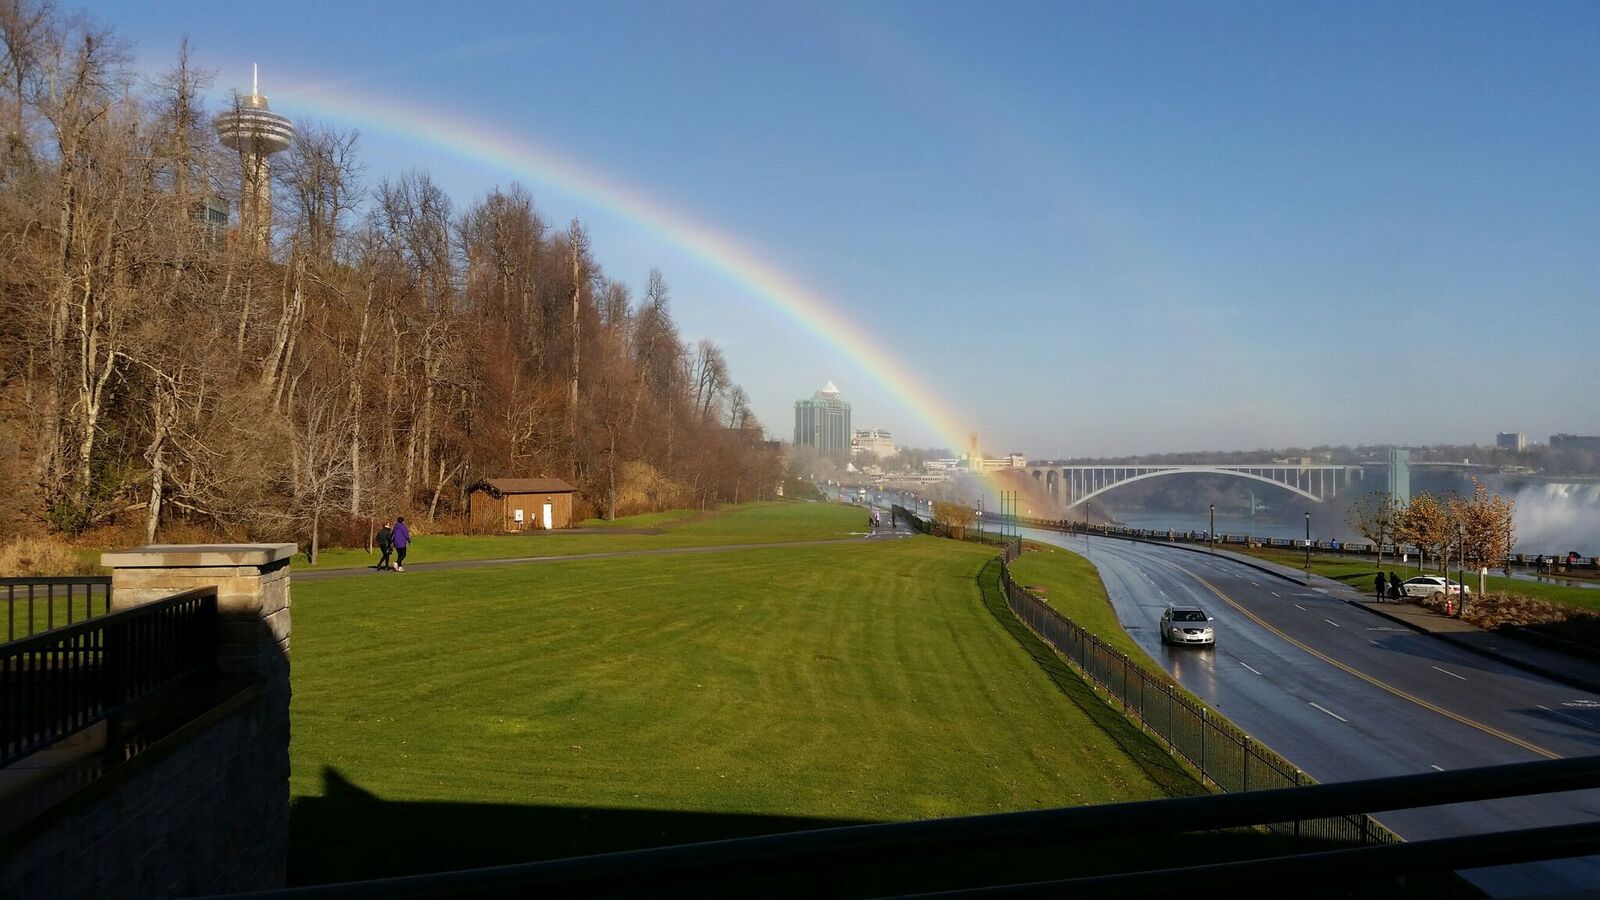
top-left (1172, 611), bottom-right (1208, 623)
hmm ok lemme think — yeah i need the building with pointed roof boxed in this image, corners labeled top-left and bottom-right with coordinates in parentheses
top-left (794, 382), bottom-right (852, 456)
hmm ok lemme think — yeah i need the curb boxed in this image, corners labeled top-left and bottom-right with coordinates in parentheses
top-left (1345, 599), bottom-right (1600, 697)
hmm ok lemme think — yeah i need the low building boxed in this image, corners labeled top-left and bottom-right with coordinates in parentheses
top-left (467, 478), bottom-right (577, 531)
top-left (851, 428), bottom-right (896, 458)
top-left (1551, 434), bottom-right (1600, 452)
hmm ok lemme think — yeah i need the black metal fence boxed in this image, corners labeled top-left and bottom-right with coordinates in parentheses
top-left (0, 586), bottom-right (217, 768)
top-left (1, 576), bottom-right (113, 642)
top-left (995, 550), bottom-right (1398, 846)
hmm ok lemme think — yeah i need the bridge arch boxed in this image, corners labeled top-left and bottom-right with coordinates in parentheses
top-left (1063, 466), bottom-right (1330, 510)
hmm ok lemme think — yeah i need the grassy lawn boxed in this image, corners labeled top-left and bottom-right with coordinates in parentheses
top-left (305, 501), bottom-right (866, 571)
top-left (287, 535), bottom-right (1199, 886)
top-left (571, 508), bottom-right (700, 528)
top-left (1235, 545), bottom-right (1600, 613)
top-left (1007, 545), bottom-right (1167, 675)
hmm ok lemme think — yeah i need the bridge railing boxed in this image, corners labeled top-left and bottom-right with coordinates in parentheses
top-left (1, 586), bottom-right (218, 769)
top-left (2, 576), bottom-right (114, 643)
top-left (230, 755), bottom-right (1600, 897)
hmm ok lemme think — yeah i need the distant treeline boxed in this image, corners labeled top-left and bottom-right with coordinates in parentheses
top-left (0, 5), bottom-right (780, 549)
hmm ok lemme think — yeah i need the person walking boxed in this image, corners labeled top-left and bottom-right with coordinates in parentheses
top-left (393, 517), bottom-right (411, 572)
top-left (1389, 571), bottom-right (1402, 601)
top-left (375, 521), bottom-right (394, 571)
top-left (1374, 572), bottom-right (1386, 601)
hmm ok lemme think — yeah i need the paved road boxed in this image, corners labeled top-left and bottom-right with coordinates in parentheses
top-left (1019, 527), bottom-right (1600, 898)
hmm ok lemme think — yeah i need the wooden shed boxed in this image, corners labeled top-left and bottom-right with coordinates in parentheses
top-left (467, 478), bottom-right (577, 532)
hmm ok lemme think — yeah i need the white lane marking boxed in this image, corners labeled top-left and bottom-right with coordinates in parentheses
top-left (1538, 704), bottom-right (1600, 732)
top-left (1251, 581), bottom-right (1260, 587)
top-left (1270, 591), bottom-right (1280, 598)
top-left (1324, 618), bottom-right (1341, 628)
top-left (1431, 666), bottom-right (1466, 681)
top-left (1310, 702), bottom-right (1349, 723)
top-left (1239, 661), bottom-right (1262, 676)
top-left (1294, 604), bottom-right (1307, 611)
top-left (1431, 765), bottom-right (1445, 772)
top-left (1369, 639), bottom-right (1382, 646)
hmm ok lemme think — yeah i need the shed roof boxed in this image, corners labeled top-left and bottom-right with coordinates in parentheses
top-left (476, 478), bottom-right (576, 495)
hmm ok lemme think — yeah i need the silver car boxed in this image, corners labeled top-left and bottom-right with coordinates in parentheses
top-left (1160, 606), bottom-right (1215, 646)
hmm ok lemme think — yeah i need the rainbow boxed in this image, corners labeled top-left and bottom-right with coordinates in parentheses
top-left (274, 84), bottom-right (982, 456)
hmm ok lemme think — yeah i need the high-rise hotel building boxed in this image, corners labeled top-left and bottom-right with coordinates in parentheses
top-left (794, 381), bottom-right (852, 456)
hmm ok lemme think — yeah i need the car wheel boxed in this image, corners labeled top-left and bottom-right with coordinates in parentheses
top-left (1429, 590), bottom-right (1444, 602)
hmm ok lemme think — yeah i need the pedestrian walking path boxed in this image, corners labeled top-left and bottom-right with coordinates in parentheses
top-left (296, 531), bottom-right (906, 583)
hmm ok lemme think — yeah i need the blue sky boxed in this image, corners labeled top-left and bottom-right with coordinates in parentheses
top-left (104, 1), bottom-right (1599, 455)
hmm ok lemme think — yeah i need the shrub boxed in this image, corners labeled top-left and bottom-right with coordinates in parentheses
top-left (0, 535), bottom-right (99, 576)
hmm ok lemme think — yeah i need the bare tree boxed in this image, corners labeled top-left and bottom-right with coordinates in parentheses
top-left (1346, 491), bottom-right (1397, 568)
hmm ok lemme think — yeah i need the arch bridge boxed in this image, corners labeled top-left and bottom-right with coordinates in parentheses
top-left (1028, 464), bottom-right (1365, 510)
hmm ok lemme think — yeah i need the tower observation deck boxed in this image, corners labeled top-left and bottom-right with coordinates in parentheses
top-left (213, 65), bottom-right (293, 251)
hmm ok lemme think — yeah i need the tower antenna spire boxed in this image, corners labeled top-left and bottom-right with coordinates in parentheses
top-left (252, 63), bottom-right (258, 97)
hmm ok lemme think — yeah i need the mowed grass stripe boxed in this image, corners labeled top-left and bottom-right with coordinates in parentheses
top-left (289, 535), bottom-right (1189, 882)
top-left (303, 501), bottom-right (867, 571)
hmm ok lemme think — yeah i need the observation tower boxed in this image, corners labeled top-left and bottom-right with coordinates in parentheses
top-left (213, 65), bottom-right (293, 251)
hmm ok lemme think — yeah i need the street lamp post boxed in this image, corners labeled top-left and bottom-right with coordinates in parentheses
top-left (1457, 524), bottom-right (1467, 618)
top-left (977, 497), bottom-right (983, 540)
top-left (1305, 511), bottom-right (1312, 578)
top-left (1209, 504), bottom-right (1215, 554)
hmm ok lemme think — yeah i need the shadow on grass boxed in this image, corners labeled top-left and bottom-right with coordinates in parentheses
top-left (974, 559), bottom-right (1208, 800)
top-left (291, 766), bottom-right (1481, 898)
top-left (291, 768), bottom-right (1456, 897)
top-left (289, 768), bottom-right (865, 887)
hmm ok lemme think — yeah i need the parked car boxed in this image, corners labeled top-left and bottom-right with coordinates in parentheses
top-left (1399, 576), bottom-right (1470, 601)
top-left (1160, 606), bottom-right (1215, 646)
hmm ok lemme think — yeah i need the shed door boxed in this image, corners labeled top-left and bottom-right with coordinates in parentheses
top-left (542, 502), bottom-right (553, 530)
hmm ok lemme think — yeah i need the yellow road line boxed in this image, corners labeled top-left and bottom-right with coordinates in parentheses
top-left (1174, 564), bottom-right (1561, 761)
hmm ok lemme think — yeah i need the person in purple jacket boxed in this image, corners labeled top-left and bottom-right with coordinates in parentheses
top-left (392, 517), bottom-right (411, 572)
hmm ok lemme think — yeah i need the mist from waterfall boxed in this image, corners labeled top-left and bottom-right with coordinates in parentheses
top-left (1510, 482), bottom-right (1600, 554)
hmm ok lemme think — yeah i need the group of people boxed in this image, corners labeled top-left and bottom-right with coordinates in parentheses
top-left (375, 518), bottom-right (411, 572)
top-left (1373, 572), bottom-right (1404, 602)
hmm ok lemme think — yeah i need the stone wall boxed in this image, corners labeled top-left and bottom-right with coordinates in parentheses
top-left (0, 543), bottom-right (295, 898)
top-left (0, 685), bottom-right (286, 897)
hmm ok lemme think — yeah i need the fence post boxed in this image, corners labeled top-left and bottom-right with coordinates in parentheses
top-left (1243, 739), bottom-right (1249, 792)
top-left (1200, 711), bottom-right (1208, 784)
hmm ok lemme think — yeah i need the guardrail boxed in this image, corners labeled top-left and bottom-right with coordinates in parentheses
top-left (1, 576), bottom-right (113, 642)
top-left (0, 586), bottom-right (217, 768)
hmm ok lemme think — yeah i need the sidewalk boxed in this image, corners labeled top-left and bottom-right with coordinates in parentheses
top-left (1345, 594), bottom-right (1600, 696)
top-left (295, 536), bottom-right (863, 582)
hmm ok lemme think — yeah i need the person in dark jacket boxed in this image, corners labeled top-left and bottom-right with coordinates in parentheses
top-left (1374, 573), bottom-right (1386, 601)
top-left (376, 521), bottom-right (394, 571)
top-left (393, 517), bottom-right (411, 572)
top-left (1389, 571), bottom-right (1402, 601)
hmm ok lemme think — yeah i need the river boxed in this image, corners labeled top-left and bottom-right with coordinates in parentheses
top-left (1102, 480), bottom-right (1600, 555)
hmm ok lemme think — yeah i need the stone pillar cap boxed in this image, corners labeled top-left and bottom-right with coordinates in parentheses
top-left (101, 543), bottom-right (298, 569)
